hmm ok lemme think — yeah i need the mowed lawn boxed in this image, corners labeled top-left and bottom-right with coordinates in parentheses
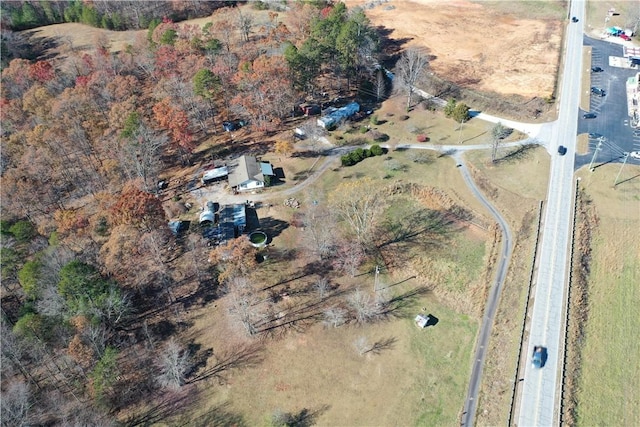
top-left (574, 165), bottom-right (640, 426)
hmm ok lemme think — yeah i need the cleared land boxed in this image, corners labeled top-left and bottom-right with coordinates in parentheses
top-left (149, 93), bottom-right (554, 425)
top-left (573, 165), bottom-right (640, 426)
top-left (345, 0), bottom-right (564, 98)
top-left (163, 143), bottom-right (489, 426)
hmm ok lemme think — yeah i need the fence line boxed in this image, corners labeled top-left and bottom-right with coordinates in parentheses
top-left (558, 178), bottom-right (581, 426)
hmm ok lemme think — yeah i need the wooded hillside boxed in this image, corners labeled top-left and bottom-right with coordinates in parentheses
top-left (1, 2), bottom-right (384, 424)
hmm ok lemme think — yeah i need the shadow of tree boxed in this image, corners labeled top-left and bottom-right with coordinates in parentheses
top-left (124, 386), bottom-right (197, 426)
top-left (378, 208), bottom-right (457, 249)
top-left (272, 404), bottom-right (331, 427)
top-left (188, 343), bottom-right (264, 384)
top-left (365, 336), bottom-right (397, 355)
top-left (382, 286), bottom-right (431, 318)
top-left (258, 216), bottom-right (290, 240)
top-left (190, 401), bottom-right (246, 427)
top-left (494, 142), bottom-right (539, 164)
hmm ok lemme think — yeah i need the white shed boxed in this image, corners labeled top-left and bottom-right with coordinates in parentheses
top-left (415, 314), bottom-right (431, 328)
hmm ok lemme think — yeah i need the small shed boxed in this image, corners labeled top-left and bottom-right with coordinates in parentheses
top-left (415, 314), bottom-right (431, 328)
top-left (199, 201), bottom-right (217, 224)
top-left (202, 166), bottom-right (229, 185)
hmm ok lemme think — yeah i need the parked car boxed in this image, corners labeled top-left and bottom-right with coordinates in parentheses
top-left (583, 113), bottom-right (597, 119)
top-left (630, 151), bottom-right (640, 159)
top-left (588, 132), bottom-right (603, 139)
top-left (223, 121), bottom-right (238, 132)
top-left (532, 346), bottom-right (547, 369)
top-left (591, 66), bottom-right (603, 72)
top-left (591, 87), bottom-right (606, 96)
top-left (558, 145), bottom-right (567, 156)
top-left (620, 33), bottom-right (631, 41)
top-left (571, 16), bottom-right (579, 23)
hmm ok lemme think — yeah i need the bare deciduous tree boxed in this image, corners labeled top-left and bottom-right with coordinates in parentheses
top-left (374, 68), bottom-right (386, 102)
top-left (490, 122), bottom-right (511, 163)
top-left (396, 48), bottom-right (429, 110)
top-left (299, 119), bottom-right (328, 153)
top-left (314, 277), bottom-right (331, 299)
top-left (329, 177), bottom-right (383, 246)
top-left (331, 239), bottom-right (365, 277)
top-left (322, 306), bottom-right (348, 328)
top-left (347, 288), bottom-right (381, 323)
top-left (0, 380), bottom-right (32, 427)
top-left (227, 277), bottom-right (267, 336)
top-left (354, 336), bottom-right (370, 356)
top-left (156, 338), bottom-right (191, 391)
top-left (303, 201), bottom-right (335, 260)
top-left (236, 10), bottom-right (254, 43)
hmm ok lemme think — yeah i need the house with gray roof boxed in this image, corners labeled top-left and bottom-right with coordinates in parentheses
top-left (228, 155), bottom-right (274, 192)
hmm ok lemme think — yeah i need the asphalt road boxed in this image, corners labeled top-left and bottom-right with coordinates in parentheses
top-left (517, 1), bottom-right (584, 426)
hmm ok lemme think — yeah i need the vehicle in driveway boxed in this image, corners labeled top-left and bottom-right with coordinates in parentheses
top-left (583, 113), bottom-right (597, 119)
top-left (591, 87), bottom-right (606, 96)
top-left (630, 151), bottom-right (640, 159)
top-left (591, 66), bottom-right (603, 72)
top-left (558, 145), bottom-right (567, 156)
top-left (532, 346), bottom-right (547, 369)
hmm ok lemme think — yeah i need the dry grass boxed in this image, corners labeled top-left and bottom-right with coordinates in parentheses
top-left (576, 133), bottom-right (590, 155)
top-left (570, 164), bottom-right (640, 426)
top-left (345, 0), bottom-right (564, 98)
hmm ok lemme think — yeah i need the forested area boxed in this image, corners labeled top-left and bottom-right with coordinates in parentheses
top-left (1, 2), bottom-right (384, 424)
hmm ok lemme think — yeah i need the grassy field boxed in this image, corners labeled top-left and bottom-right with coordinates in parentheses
top-left (573, 164), bottom-right (640, 426)
top-left (157, 97), bottom-right (521, 426)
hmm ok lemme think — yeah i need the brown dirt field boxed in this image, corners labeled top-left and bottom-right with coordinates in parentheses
top-left (345, 0), bottom-right (564, 98)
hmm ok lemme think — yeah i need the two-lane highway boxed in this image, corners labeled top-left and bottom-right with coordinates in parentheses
top-left (517, 1), bottom-right (584, 425)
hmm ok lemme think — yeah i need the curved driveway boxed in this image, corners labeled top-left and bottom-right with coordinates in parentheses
top-left (454, 152), bottom-right (514, 427)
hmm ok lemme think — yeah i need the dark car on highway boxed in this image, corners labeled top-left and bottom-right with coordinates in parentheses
top-left (591, 66), bottom-right (603, 72)
top-left (583, 113), bottom-right (597, 119)
top-left (532, 346), bottom-right (548, 369)
top-left (571, 16), bottom-right (578, 23)
top-left (558, 145), bottom-right (567, 156)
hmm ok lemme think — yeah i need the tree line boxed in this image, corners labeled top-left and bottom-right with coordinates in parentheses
top-left (1, 0), bottom-right (231, 31)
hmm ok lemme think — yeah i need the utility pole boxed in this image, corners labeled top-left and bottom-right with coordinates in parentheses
top-left (613, 152), bottom-right (630, 186)
top-left (588, 139), bottom-right (603, 172)
top-left (373, 265), bottom-right (380, 292)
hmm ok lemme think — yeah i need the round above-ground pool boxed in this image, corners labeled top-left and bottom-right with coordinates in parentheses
top-left (248, 231), bottom-right (268, 248)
